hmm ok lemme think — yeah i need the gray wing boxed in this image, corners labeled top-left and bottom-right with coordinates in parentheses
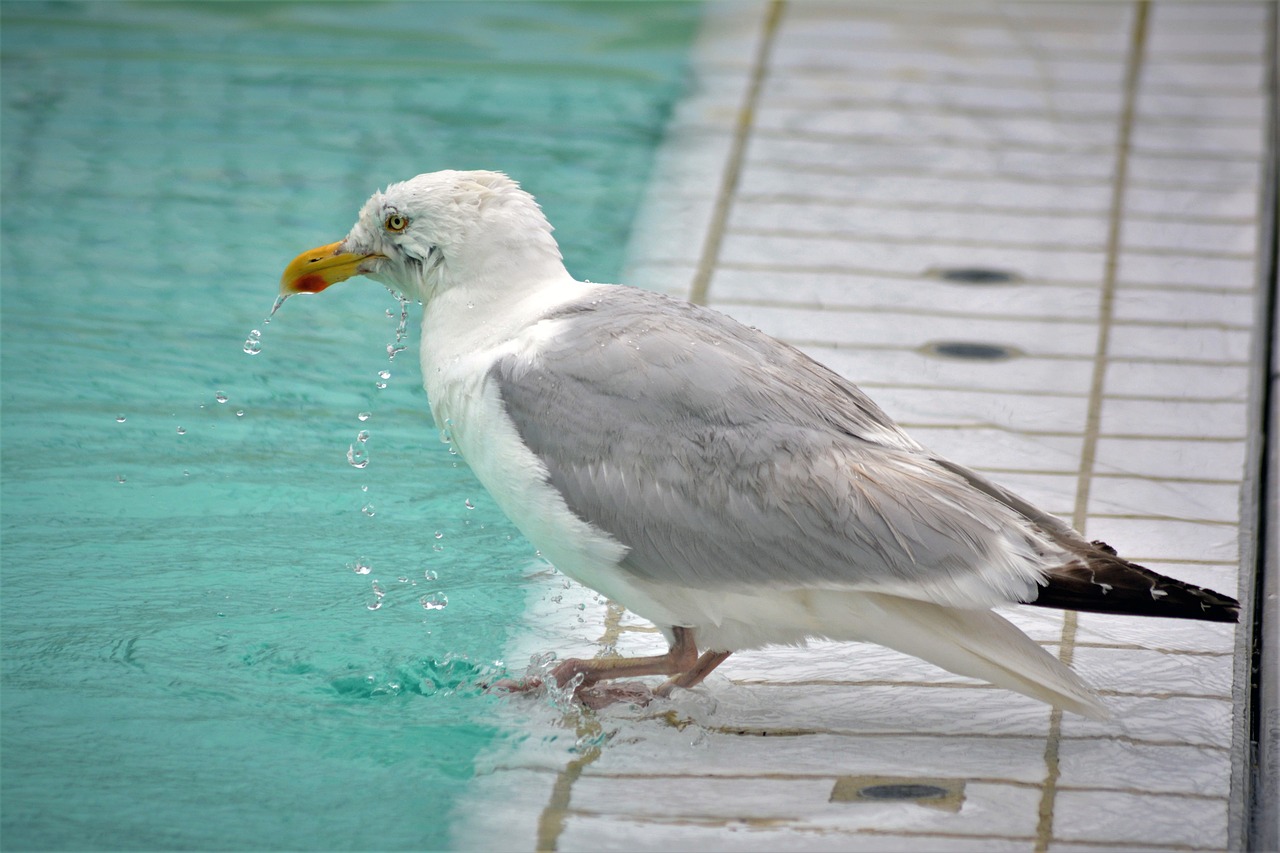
top-left (489, 286), bottom-right (1056, 600)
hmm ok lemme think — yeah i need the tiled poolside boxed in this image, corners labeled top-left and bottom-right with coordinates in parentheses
top-left (455, 3), bottom-right (1276, 850)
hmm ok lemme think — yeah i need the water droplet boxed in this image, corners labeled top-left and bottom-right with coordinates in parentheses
top-left (176, 426), bottom-right (186, 435)
top-left (243, 330), bottom-right (262, 355)
top-left (270, 294), bottom-right (289, 316)
top-left (360, 484), bottom-right (368, 492)
top-left (387, 344), bottom-right (407, 360)
top-left (116, 474), bottom-right (126, 484)
top-left (464, 499), bottom-right (475, 510)
top-left (358, 411), bottom-right (371, 422)
top-left (215, 391), bottom-right (228, 404)
top-left (434, 531), bottom-right (443, 540)
top-left (420, 593), bottom-right (448, 611)
top-left (235, 410), bottom-right (245, 418)
top-left (115, 415), bottom-right (126, 423)
top-left (374, 381), bottom-right (387, 390)
top-left (361, 503), bottom-right (375, 517)
top-left (347, 444), bottom-right (369, 468)
top-left (356, 430), bottom-right (370, 443)
top-left (378, 369), bottom-right (391, 380)
top-left (349, 558), bottom-right (372, 575)
top-left (423, 569), bottom-right (438, 581)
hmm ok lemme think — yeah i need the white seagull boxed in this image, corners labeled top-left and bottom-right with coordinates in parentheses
top-left (280, 170), bottom-right (1237, 719)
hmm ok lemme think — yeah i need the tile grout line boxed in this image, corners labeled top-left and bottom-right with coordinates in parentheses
top-left (687, 0), bottom-right (783, 306)
top-left (1035, 3), bottom-right (1150, 850)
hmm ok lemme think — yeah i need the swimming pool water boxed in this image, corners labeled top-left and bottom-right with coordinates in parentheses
top-left (0, 3), bottom-right (700, 848)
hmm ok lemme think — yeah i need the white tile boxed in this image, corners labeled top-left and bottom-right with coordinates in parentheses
top-left (747, 135), bottom-right (1118, 184)
top-left (724, 640), bottom-right (1014, 687)
top-left (1121, 216), bottom-right (1259, 255)
top-left (770, 42), bottom-right (1127, 88)
top-left (1145, 25), bottom-right (1270, 58)
top-left (868, 386), bottom-right (1089, 435)
top-left (910, 427), bottom-right (1085, 475)
top-left (1092, 435), bottom-right (1248, 481)
top-left (1060, 693), bottom-right (1232, 748)
top-left (1124, 185), bottom-right (1260, 220)
top-left (1055, 738), bottom-right (1232, 798)
top-left (590, 726), bottom-right (1053, 783)
top-left (1087, 476), bottom-right (1240, 524)
top-left (754, 104), bottom-right (1120, 149)
top-left (1082, 516), bottom-right (1239, 564)
top-left (1126, 152), bottom-right (1263, 190)
top-left (449, 768), bottom-right (553, 850)
top-left (1149, 2), bottom-right (1269, 26)
top-left (1112, 286), bottom-right (1256, 327)
top-left (817, 345), bottom-right (1097, 400)
top-left (1116, 250), bottom-right (1257, 290)
top-left (1136, 90), bottom-right (1267, 123)
top-left (1098, 397), bottom-right (1249, 440)
top-left (1074, 607), bottom-right (1239, 655)
top-left (732, 200), bottom-right (1109, 248)
top-left (721, 232), bottom-right (1108, 283)
top-left (568, 773), bottom-right (1047, 839)
top-left (762, 74), bottom-right (1126, 117)
top-left (560, 817), bottom-right (1032, 853)
top-left (1052, 788), bottom-right (1228, 848)
top-left (1132, 121), bottom-right (1267, 159)
top-left (711, 270), bottom-right (1102, 321)
top-left (1103, 360), bottom-right (1250, 402)
top-left (1069, 646), bottom-right (1234, 700)
top-left (718, 302), bottom-right (1101, 359)
top-left (1141, 59), bottom-right (1267, 93)
top-left (1106, 324), bottom-right (1252, 363)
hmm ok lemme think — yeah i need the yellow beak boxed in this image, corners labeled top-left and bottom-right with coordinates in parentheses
top-left (280, 241), bottom-right (378, 294)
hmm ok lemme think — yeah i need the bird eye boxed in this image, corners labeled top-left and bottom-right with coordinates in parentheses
top-left (384, 213), bottom-right (409, 233)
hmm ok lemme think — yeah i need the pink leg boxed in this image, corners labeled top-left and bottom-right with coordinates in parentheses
top-left (550, 626), bottom-right (698, 688)
top-left (654, 650), bottom-right (732, 698)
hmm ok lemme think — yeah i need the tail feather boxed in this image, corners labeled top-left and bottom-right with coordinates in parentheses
top-left (837, 591), bottom-right (1110, 719)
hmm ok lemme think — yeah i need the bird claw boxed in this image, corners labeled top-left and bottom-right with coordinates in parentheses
top-left (578, 681), bottom-right (655, 710)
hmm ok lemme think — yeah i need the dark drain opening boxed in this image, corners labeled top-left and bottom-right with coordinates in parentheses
top-left (921, 340), bottom-right (1021, 361)
top-left (858, 783), bottom-right (949, 801)
top-left (934, 267), bottom-right (1021, 285)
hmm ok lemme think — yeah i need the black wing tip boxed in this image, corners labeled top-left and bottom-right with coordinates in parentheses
top-left (1030, 543), bottom-right (1240, 624)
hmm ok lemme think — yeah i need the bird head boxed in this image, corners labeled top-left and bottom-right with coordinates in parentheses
top-left (280, 170), bottom-right (565, 304)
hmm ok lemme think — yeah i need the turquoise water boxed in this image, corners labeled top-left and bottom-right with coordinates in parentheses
top-left (0, 3), bottom-right (698, 848)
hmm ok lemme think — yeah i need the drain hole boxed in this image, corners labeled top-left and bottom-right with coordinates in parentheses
top-left (921, 340), bottom-right (1020, 361)
top-left (858, 783), bottom-right (950, 801)
top-left (933, 267), bottom-right (1021, 285)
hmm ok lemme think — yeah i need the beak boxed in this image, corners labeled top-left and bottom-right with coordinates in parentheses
top-left (280, 241), bottom-right (380, 294)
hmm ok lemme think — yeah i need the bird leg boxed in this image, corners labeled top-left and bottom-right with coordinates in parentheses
top-left (550, 625), bottom-right (699, 689)
top-left (654, 650), bottom-right (732, 698)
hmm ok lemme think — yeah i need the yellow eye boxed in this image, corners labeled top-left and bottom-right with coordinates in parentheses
top-left (384, 213), bottom-right (409, 233)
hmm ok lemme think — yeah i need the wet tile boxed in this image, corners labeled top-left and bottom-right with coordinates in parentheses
top-left (711, 269), bottom-right (1102, 321)
top-left (721, 232), bottom-right (1108, 283)
top-left (1121, 216), bottom-right (1260, 255)
top-left (1055, 738), bottom-right (1232, 797)
top-left (1060, 693), bottom-right (1232, 749)
top-left (1103, 360), bottom-right (1250, 401)
top-left (589, 726), bottom-right (1053, 784)
top-left (1069, 646), bottom-right (1234, 700)
top-left (1098, 398), bottom-right (1249, 440)
top-left (1052, 789), bottom-right (1228, 848)
top-left (559, 813), bottom-right (1034, 852)
top-left (867, 386), bottom-right (1089, 435)
top-left (1083, 516), bottom-right (1239, 563)
top-left (1124, 185), bottom-right (1260, 220)
top-left (1112, 286), bottom-right (1256, 327)
top-left (720, 302), bottom-right (1101, 359)
top-left (1092, 435), bottom-right (1248, 482)
top-left (1126, 152), bottom-right (1263, 190)
top-left (1086, 476), bottom-right (1240, 524)
top-left (909, 427), bottom-right (1085, 475)
top-left (806, 344), bottom-right (1096, 401)
top-left (1130, 119), bottom-right (1267, 158)
top-left (732, 200), bottom-right (1110, 248)
top-left (1074, 608), bottom-right (1239, 655)
top-left (563, 778), bottom-right (1044, 841)
top-left (1116, 251), bottom-right (1257, 290)
top-left (1105, 324), bottom-right (1252, 363)
top-left (746, 135), bottom-right (1119, 184)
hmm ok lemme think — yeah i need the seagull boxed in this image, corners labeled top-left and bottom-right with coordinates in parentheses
top-left (280, 170), bottom-right (1238, 719)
